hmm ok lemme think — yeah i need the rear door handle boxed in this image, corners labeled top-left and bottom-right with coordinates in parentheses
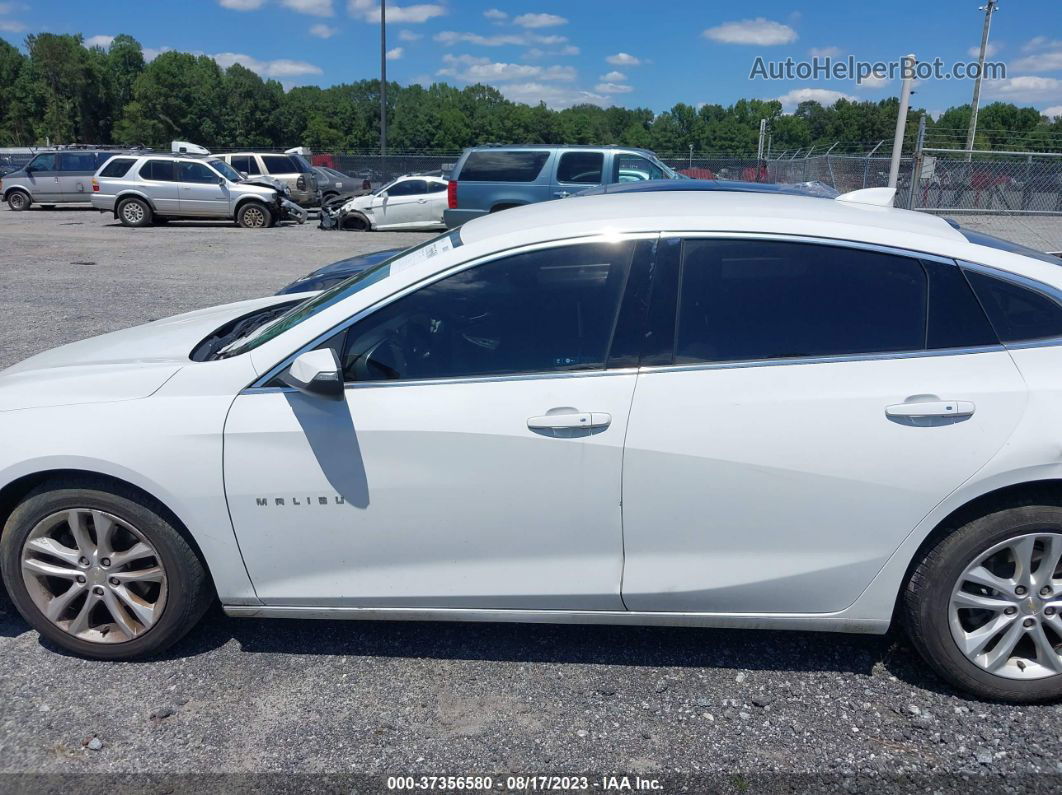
top-left (527, 412), bottom-right (611, 430)
top-left (885, 400), bottom-right (975, 418)
top-left (554, 191), bottom-right (571, 198)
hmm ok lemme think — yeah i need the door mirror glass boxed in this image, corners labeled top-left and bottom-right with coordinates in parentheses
top-left (218, 176), bottom-right (226, 185)
top-left (279, 348), bottom-right (344, 399)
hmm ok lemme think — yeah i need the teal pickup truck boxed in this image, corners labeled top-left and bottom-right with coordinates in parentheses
top-left (443, 144), bottom-right (681, 228)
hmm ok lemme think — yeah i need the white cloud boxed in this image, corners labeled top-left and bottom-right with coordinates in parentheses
top-left (984, 75), bottom-right (1062, 103)
top-left (142, 46), bottom-right (172, 62)
top-left (605, 52), bottom-right (641, 66)
top-left (1010, 50), bottom-right (1062, 73)
top-left (499, 82), bottom-right (609, 109)
top-left (703, 18), bottom-right (797, 46)
top-left (483, 8), bottom-right (507, 21)
top-left (0, 19), bottom-right (25, 32)
top-left (438, 54), bottom-right (575, 83)
top-left (282, 0), bottom-right (333, 16)
top-left (434, 30), bottom-right (569, 47)
top-left (595, 82), bottom-right (633, 94)
top-left (386, 46), bottom-right (403, 60)
top-left (967, 42), bottom-right (1000, 58)
top-left (212, 51), bottom-right (323, 78)
top-left (858, 72), bottom-right (890, 88)
top-left (513, 13), bottom-right (567, 28)
top-left (398, 29), bottom-right (421, 41)
top-left (776, 87), bottom-right (854, 112)
top-left (525, 44), bottom-right (579, 57)
top-left (84, 34), bottom-right (115, 49)
top-left (809, 46), bottom-right (841, 58)
top-left (218, 0), bottom-right (265, 9)
top-left (309, 23), bottom-right (339, 37)
top-left (1042, 105), bottom-right (1062, 118)
top-left (1024, 36), bottom-right (1062, 52)
top-left (600, 70), bottom-right (626, 82)
top-left (348, 0), bottom-right (444, 23)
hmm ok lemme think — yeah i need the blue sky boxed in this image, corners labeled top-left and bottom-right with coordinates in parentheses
top-left (2, 0), bottom-right (1061, 117)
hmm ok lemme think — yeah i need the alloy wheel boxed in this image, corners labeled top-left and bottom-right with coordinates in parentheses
top-left (242, 206), bottom-right (266, 227)
top-left (122, 201), bottom-right (145, 225)
top-left (20, 509), bottom-right (168, 643)
top-left (9, 193), bottom-right (27, 210)
top-left (949, 532), bottom-right (1062, 679)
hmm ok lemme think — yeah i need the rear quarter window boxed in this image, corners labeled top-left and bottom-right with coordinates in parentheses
top-left (458, 151), bottom-right (550, 182)
top-left (262, 155), bottom-right (298, 175)
top-left (964, 270), bottom-right (1062, 342)
top-left (99, 158), bottom-right (136, 178)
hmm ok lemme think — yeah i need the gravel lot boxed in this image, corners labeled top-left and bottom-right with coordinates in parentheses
top-left (0, 207), bottom-right (1060, 789)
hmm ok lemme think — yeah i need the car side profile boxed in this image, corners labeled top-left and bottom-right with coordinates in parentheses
top-left (90, 153), bottom-right (306, 228)
top-left (217, 152), bottom-right (320, 208)
top-left (337, 175), bottom-right (449, 231)
top-left (2, 149), bottom-right (134, 211)
top-left (3, 189), bottom-right (1062, 702)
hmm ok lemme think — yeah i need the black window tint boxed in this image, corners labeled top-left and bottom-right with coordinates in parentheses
top-left (139, 160), bottom-right (175, 181)
top-left (459, 151), bottom-right (550, 182)
top-left (387, 179), bottom-right (426, 197)
top-left (965, 269), bottom-right (1062, 342)
top-left (676, 240), bottom-right (928, 363)
top-left (28, 154), bottom-right (58, 171)
top-left (178, 161), bottom-right (218, 183)
top-left (336, 242), bottom-right (634, 382)
top-left (229, 155), bottom-right (250, 173)
top-left (60, 152), bottom-right (98, 172)
top-left (262, 155), bottom-right (297, 175)
top-left (99, 158), bottom-right (136, 178)
top-left (426, 180), bottom-right (447, 193)
top-left (557, 152), bottom-right (603, 184)
top-left (923, 260), bottom-right (998, 349)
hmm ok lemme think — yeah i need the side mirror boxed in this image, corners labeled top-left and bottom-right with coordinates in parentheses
top-left (279, 348), bottom-right (344, 400)
top-left (217, 176), bottom-right (226, 185)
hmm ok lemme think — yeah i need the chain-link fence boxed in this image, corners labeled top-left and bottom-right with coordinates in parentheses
top-left (907, 149), bottom-right (1062, 215)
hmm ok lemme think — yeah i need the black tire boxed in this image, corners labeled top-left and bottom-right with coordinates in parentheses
top-left (341, 213), bottom-right (369, 231)
top-left (322, 192), bottom-right (338, 205)
top-left (236, 201), bottom-right (272, 229)
top-left (117, 197), bottom-right (152, 227)
top-left (904, 504), bottom-right (1062, 702)
top-left (0, 479), bottom-right (213, 660)
top-left (6, 191), bottom-right (30, 211)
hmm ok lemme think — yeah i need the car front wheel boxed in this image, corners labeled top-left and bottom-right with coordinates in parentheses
top-left (905, 504), bottom-right (1062, 702)
top-left (6, 191), bottom-right (29, 211)
top-left (0, 480), bottom-right (212, 660)
top-left (236, 202), bottom-right (272, 229)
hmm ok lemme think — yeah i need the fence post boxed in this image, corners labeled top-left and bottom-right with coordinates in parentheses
top-left (803, 146), bottom-right (815, 182)
top-left (905, 114), bottom-right (926, 210)
top-left (824, 142), bottom-right (838, 189)
top-left (863, 140), bottom-right (884, 189)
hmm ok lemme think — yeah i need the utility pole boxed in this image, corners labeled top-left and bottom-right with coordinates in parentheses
top-left (888, 53), bottom-right (917, 191)
top-left (756, 118), bottom-right (766, 161)
top-left (965, 0), bottom-right (998, 161)
top-left (380, 0), bottom-right (387, 157)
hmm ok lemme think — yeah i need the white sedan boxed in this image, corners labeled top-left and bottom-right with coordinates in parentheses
top-left (2, 186), bottom-right (1062, 703)
top-left (339, 175), bottom-right (448, 231)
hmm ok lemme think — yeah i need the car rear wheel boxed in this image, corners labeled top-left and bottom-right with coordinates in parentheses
top-left (905, 504), bottom-right (1062, 702)
top-left (117, 197), bottom-right (152, 227)
top-left (237, 202), bottom-right (272, 229)
top-left (6, 191), bottom-right (29, 211)
top-left (0, 481), bottom-right (212, 660)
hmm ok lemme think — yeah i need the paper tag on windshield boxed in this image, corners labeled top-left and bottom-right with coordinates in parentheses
top-left (390, 229), bottom-right (461, 276)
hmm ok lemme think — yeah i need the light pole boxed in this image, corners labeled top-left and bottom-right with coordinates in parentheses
top-left (380, 0), bottom-right (387, 158)
top-left (965, 0), bottom-right (998, 161)
top-left (887, 53), bottom-right (917, 191)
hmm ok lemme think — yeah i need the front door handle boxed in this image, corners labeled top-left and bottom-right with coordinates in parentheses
top-left (527, 412), bottom-right (611, 430)
top-left (885, 400), bottom-right (975, 418)
top-left (554, 191), bottom-right (571, 198)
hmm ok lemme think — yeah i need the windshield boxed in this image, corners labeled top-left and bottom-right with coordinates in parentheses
top-left (217, 229), bottom-right (463, 358)
top-left (210, 159), bottom-right (243, 182)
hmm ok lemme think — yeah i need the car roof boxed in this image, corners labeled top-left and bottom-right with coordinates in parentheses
top-left (578, 178), bottom-right (839, 199)
top-left (466, 144), bottom-right (657, 155)
top-left (457, 190), bottom-right (967, 254)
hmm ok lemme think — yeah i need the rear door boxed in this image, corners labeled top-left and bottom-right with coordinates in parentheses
top-left (57, 152), bottom-right (101, 202)
top-left (552, 150), bottom-right (605, 198)
top-left (136, 159), bottom-right (180, 213)
top-left (620, 237), bottom-right (1027, 615)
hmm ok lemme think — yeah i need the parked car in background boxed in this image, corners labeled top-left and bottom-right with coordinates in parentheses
top-left (90, 153), bottom-right (306, 228)
top-left (217, 152), bottom-right (320, 207)
top-left (336, 175), bottom-right (449, 231)
top-left (276, 247), bottom-right (404, 294)
top-left (2, 148), bottom-right (136, 211)
top-left (443, 144), bottom-right (680, 227)
top-left (313, 166), bottom-right (368, 204)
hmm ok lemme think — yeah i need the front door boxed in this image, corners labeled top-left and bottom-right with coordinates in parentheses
top-left (176, 161), bottom-right (229, 216)
top-left (551, 150), bottom-right (604, 198)
top-left (620, 237), bottom-right (1028, 614)
top-left (24, 153), bottom-right (60, 201)
top-left (224, 238), bottom-right (649, 608)
top-left (372, 178), bottom-right (428, 228)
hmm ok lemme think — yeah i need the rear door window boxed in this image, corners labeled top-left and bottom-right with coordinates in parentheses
top-left (426, 180), bottom-right (447, 193)
top-left (139, 160), bottom-right (176, 181)
top-left (262, 155), bottom-right (297, 175)
top-left (98, 158), bottom-right (137, 178)
top-left (230, 155), bottom-right (261, 175)
top-left (557, 152), bottom-right (604, 184)
top-left (59, 152), bottom-right (98, 172)
top-left (459, 151), bottom-right (550, 182)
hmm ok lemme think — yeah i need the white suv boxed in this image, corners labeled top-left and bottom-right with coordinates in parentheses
top-left (2, 186), bottom-right (1061, 702)
top-left (90, 154), bottom-right (306, 228)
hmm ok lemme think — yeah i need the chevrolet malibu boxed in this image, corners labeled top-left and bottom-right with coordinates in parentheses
top-left (2, 188), bottom-right (1062, 703)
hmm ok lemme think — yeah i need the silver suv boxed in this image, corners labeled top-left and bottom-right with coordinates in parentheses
top-left (217, 152), bottom-right (320, 207)
top-left (90, 154), bottom-right (306, 228)
top-left (2, 148), bottom-right (133, 210)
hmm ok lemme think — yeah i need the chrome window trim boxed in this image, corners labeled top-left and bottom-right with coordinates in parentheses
top-left (245, 232), bottom-right (659, 391)
top-left (958, 259), bottom-right (1062, 351)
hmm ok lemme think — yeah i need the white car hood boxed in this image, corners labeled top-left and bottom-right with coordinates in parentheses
top-left (0, 295), bottom-right (297, 412)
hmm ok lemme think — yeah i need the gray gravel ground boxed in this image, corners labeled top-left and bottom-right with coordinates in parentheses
top-left (0, 207), bottom-right (1060, 789)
